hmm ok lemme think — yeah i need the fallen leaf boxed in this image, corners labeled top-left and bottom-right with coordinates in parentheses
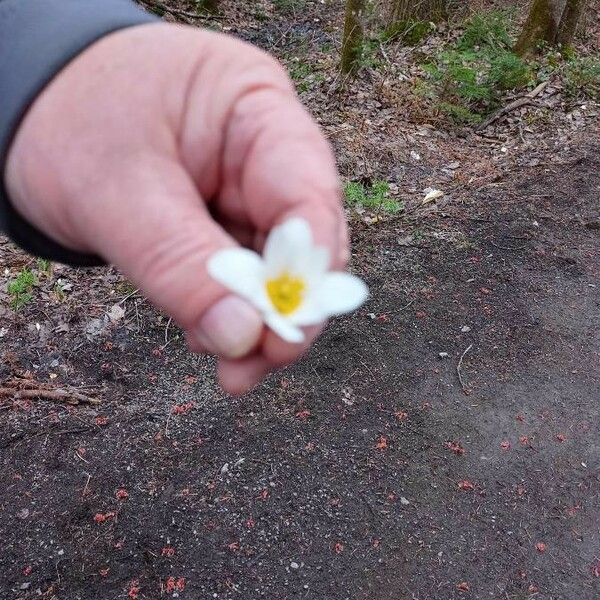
top-left (333, 542), bottom-right (344, 554)
top-left (500, 440), bottom-right (511, 451)
top-left (422, 188), bottom-right (444, 204)
top-left (107, 304), bottom-right (125, 322)
top-left (556, 433), bottom-right (567, 442)
top-left (456, 581), bottom-right (470, 592)
top-left (458, 480), bottom-right (475, 491)
top-left (535, 542), bottom-right (546, 553)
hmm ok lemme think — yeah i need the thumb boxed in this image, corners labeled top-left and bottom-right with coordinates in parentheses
top-left (79, 156), bottom-right (264, 359)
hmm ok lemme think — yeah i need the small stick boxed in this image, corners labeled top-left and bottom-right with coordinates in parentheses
top-left (457, 344), bottom-right (473, 395)
top-left (0, 387), bottom-right (100, 405)
top-left (476, 81), bottom-right (548, 131)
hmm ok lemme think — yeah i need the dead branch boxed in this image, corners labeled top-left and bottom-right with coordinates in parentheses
top-left (0, 382), bottom-right (100, 406)
top-left (476, 81), bottom-right (549, 132)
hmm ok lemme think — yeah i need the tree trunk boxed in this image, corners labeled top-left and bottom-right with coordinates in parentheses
top-left (341, 0), bottom-right (366, 74)
top-left (556, 0), bottom-right (586, 46)
top-left (514, 0), bottom-right (561, 55)
top-left (390, 0), bottom-right (447, 22)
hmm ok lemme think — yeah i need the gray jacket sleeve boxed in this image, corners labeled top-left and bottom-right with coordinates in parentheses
top-left (0, 0), bottom-right (158, 266)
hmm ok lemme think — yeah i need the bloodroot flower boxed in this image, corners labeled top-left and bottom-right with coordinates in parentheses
top-left (208, 218), bottom-right (368, 343)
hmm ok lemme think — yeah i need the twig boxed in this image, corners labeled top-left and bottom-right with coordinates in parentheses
top-left (0, 385), bottom-right (100, 405)
top-left (476, 81), bottom-right (549, 131)
top-left (457, 344), bottom-right (473, 395)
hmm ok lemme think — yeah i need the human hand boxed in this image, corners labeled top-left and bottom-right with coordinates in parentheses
top-left (4, 24), bottom-right (348, 394)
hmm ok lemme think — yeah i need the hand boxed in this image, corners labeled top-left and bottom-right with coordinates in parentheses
top-left (4, 24), bottom-right (348, 394)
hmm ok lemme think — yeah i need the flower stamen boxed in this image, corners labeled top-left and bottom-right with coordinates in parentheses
top-left (266, 272), bottom-right (305, 315)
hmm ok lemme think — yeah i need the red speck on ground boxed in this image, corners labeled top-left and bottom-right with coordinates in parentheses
top-left (516, 413), bottom-right (525, 422)
top-left (375, 436), bottom-right (388, 450)
top-left (333, 542), bottom-right (344, 554)
top-left (295, 409), bottom-right (311, 420)
top-left (258, 489), bottom-right (269, 500)
top-left (556, 433), bottom-right (567, 442)
top-left (22, 565), bottom-right (32, 576)
top-left (456, 581), bottom-right (470, 592)
top-left (161, 546), bottom-right (176, 557)
top-left (519, 435), bottom-right (530, 446)
top-left (528, 584), bottom-right (539, 593)
top-left (165, 577), bottom-right (186, 593)
top-left (516, 485), bottom-right (526, 497)
top-left (372, 539), bottom-right (380, 548)
top-left (387, 492), bottom-right (397, 502)
top-left (152, 347), bottom-right (162, 357)
top-left (227, 542), bottom-right (240, 552)
top-left (93, 511), bottom-right (115, 524)
top-left (458, 480), bottom-right (475, 491)
top-left (415, 311), bottom-right (427, 319)
top-left (480, 287), bottom-right (491, 295)
top-left (95, 416), bottom-right (109, 426)
top-left (246, 517), bottom-right (256, 528)
top-left (592, 565), bottom-right (600, 578)
top-left (565, 505), bottom-right (580, 517)
top-left (99, 568), bottom-right (110, 577)
top-left (535, 542), bottom-right (547, 553)
top-left (500, 440), bottom-right (511, 451)
top-left (445, 441), bottom-right (465, 455)
top-left (171, 402), bottom-right (195, 415)
top-left (128, 580), bottom-right (140, 599)
top-left (394, 411), bottom-right (408, 421)
top-left (115, 488), bottom-right (129, 500)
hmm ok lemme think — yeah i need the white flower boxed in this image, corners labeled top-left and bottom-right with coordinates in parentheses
top-left (207, 218), bottom-right (369, 343)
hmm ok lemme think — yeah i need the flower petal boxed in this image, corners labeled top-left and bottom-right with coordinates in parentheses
top-left (264, 312), bottom-right (305, 343)
top-left (305, 246), bottom-right (330, 284)
top-left (207, 248), bottom-right (270, 311)
top-left (310, 272), bottom-right (369, 317)
top-left (287, 299), bottom-right (327, 327)
top-left (263, 218), bottom-right (314, 277)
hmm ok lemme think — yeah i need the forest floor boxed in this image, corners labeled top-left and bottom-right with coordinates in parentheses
top-left (1, 2), bottom-right (599, 599)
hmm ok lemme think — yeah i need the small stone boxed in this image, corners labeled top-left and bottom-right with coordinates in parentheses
top-left (461, 325), bottom-right (471, 333)
top-left (290, 562), bottom-right (300, 570)
top-left (438, 352), bottom-right (450, 359)
top-left (20, 583), bottom-right (31, 591)
top-left (400, 497), bottom-right (410, 506)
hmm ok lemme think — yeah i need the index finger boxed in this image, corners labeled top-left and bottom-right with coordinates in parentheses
top-left (222, 85), bottom-right (350, 269)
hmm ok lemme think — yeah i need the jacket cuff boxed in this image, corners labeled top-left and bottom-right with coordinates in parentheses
top-left (0, 0), bottom-right (158, 266)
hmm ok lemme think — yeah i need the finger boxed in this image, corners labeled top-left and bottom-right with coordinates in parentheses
top-left (78, 156), bottom-right (264, 359)
top-left (218, 354), bottom-right (273, 396)
top-left (220, 86), bottom-right (350, 269)
top-left (261, 324), bottom-right (324, 367)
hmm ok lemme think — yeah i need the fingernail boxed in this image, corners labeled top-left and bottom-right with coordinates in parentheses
top-left (194, 295), bottom-right (263, 359)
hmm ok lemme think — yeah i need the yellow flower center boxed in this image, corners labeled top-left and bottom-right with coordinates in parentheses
top-left (266, 272), bottom-right (305, 315)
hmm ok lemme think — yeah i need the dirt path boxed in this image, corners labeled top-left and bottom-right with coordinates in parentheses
top-left (1, 131), bottom-right (598, 599)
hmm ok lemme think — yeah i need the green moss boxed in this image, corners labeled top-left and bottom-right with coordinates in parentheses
top-left (7, 268), bottom-right (37, 310)
top-left (383, 20), bottom-right (434, 46)
top-left (564, 57), bottom-right (600, 99)
top-left (344, 180), bottom-right (403, 214)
